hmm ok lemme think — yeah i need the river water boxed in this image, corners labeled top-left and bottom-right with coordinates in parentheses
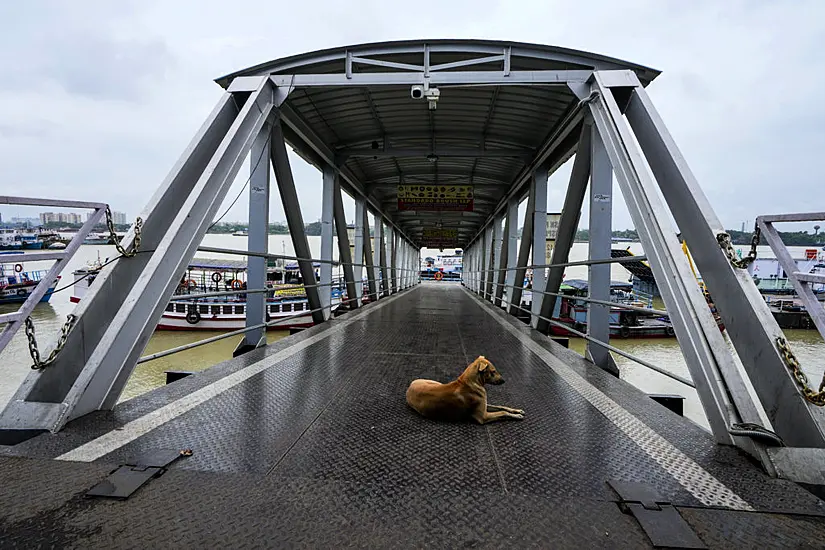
top-left (1, 236), bottom-right (822, 431)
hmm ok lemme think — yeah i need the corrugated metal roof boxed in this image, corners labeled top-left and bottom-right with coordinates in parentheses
top-left (215, 40), bottom-right (659, 247)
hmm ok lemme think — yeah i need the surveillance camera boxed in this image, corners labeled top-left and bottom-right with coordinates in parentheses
top-left (411, 85), bottom-right (424, 99)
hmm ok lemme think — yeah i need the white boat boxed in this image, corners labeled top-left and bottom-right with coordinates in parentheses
top-left (71, 257), bottom-right (344, 330)
top-left (748, 248), bottom-right (825, 295)
top-left (232, 230), bottom-right (249, 237)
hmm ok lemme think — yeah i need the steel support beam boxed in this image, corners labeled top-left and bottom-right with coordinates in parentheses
top-left (377, 218), bottom-right (389, 297)
top-left (622, 82), bottom-right (825, 449)
top-left (271, 70), bottom-right (591, 89)
top-left (508, 188), bottom-right (535, 315)
top-left (587, 127), bottom-right (616, 374)
top-left (503, 198), bottom-right (519, 308)
top-left (364, 208), bottom-right (378, 301)
top-left (320, 166), bottom-right (335, 319)
top-left (240, 124), bottom-right (271, 350)
top-left (0, 77), bottom-right (288, 434)
top-left (585, 74), bottom-right (743, 447)
top-left (537, 124), bottom-right (591, 334)
top-left (333, 175), bottom-right (358, 310)
top-left (271, 121), bottom-right (325, 325)
top-left (530, 164), bottom-right (549, 327)
top-left (390, 227), bottom-right (398, 294)
top-left (353, 198), bottom-right (366, 305)
top-left (494, 213), bottom-right (509, 307)
top-left (489, 217), bottom-right (503, 301)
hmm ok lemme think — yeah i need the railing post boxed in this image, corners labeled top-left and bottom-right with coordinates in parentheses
top-left (490, 215), bottom-right (503, 303)
top-left (377, 217), bottom-right (389, 297)
top-left (333, 174), bottom-right (358, 309)
top-left (503, 198), bottom-right (519, 308)
top-left (587, 125), bottom-right (617, 375)
top-left (531, 164), bottom-right (548, 327)
top-left (354, 198), bottom-right (366, 305)
top-left (271, 122), bottom-right (325, 325)
top-left (239, 123), bottom-right (271, 352)
top-left (537, 123), bottom-right (591, 334)
top-left (364, 208), bottom-right (378, 301)
top-left (509, 189), bottom-right (535, 316)
top-left (320, 165), bottom-right (335, 319)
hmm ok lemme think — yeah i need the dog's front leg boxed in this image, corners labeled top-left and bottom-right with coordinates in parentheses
top-left (474, 410), bottom-right (524, 424)
top-left (487, 404), bottom-right (525, 415)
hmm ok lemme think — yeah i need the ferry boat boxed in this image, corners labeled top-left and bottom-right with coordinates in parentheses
top-left (0, 229), bottom-right (44, 250)
top-left (0, 259), bottom-right (58, 304)
top-left (420, 252), bottom-right (462, 280)
top-left (71, 257), bottom-right (344, 330)
top-left (748, 248), bottom-right (825, 295)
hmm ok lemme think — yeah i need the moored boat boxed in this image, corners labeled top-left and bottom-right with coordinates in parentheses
top-left (71, 257), bottom-right (344, 330)
top-left (0, 259), bottom-right (58, 304)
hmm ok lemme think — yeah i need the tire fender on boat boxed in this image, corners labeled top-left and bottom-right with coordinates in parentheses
top-left (16, 288), bottom-right (27, 296)
top-left (666, 326), bottom-right (675, 337)
top-left (186, 309), bottom-right (201, 325)
top-left (619, 325), bottom-right (631, 338)
top-left (14, 263), bottom-right (23, 273)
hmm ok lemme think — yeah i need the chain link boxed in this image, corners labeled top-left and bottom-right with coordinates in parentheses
top-left (717, 224), bottom-right (761, 269)
top-left (105, 205), bottom-right (143, 258)
top-left (24, 315), bottom-right (77, 370)
top-left (776, 336), bottom-right (825, 406)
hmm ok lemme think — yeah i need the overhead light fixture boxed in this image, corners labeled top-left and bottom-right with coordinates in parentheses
top-left (427, 154), bottom-right (438, 163)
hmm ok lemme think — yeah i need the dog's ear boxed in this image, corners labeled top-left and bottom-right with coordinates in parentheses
top-left (476, 357), bottom-right (488, 372)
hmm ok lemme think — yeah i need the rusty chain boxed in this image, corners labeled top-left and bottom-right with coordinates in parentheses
top-left (717, 224), bottom-right (761, 269)
top-left (776, 336), bottom-right (825, 406)
top-left (24, 315), bottom-right (77, 370)
top-left (105, 205), bottom-right (143, 258)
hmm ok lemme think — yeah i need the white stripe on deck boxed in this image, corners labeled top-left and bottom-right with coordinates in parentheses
top-left (461, 286), bottom-right (754, 512)
top-left (57, 288), bottom-right (413, 463)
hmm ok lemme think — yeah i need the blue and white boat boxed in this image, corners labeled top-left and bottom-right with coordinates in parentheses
top-left (0, 260), bottom-right (58, 304)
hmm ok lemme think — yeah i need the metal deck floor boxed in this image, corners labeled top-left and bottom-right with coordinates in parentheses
top-left (2, 283), bottom-right (825, 548)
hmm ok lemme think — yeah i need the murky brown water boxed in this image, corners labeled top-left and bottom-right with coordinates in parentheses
top-left (1, 236), bottom-right (822, 431)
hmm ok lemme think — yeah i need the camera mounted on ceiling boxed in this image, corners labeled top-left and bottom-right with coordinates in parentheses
top-left (410, 83), bottom-right (440, 110)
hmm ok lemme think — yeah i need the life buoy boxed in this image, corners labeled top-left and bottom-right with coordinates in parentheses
top-left (14, 264), bottom-right (23, 273)
top-left (186, 279), bottom-right (198, 289)
top-left (230, 279), bottom-right (244, 290)
top-left (665, 326), bottom-right (675, 337)
top-left (186, 309), bottom-right (201, 324)
top-left (619, 325), bottom-right (631, 338)
top-left (211, 272), bottom-right (222, 283)
top-left (434, 271), bottom-right (444, 281)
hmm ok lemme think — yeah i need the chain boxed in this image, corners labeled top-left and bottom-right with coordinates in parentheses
top-left (105, 205), bottom-right (143, 258)
top-left (776, 336), bottom-right (825, 406)
top-left (24, 315), bottom-right (77, 370)
top-left (717, 224), bottom-right (760, 269)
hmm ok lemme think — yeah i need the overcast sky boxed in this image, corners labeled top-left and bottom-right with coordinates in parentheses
top-left (0, 1), bottom-right (823, 233)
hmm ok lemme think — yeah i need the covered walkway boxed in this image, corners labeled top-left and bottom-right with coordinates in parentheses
top-left (2, 284), bottom-right (823, 547)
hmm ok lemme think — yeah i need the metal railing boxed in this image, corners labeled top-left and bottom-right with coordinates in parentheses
top-left (460, 257), bottom-right (696, 388)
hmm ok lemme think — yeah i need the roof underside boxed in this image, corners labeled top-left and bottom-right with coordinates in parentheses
top-left (217, 40), bottom-right (660, 248)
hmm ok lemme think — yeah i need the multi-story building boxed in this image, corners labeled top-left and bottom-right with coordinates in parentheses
top-left (40, 212), bottom-right (84, 225)
top-left (112, 211), bottom-right (127, 225)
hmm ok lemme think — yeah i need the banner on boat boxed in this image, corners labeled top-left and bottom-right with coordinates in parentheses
top-left (545, 213), bottom-right (561, 264)
top-left (397, 185), bottom-right (474, 212)
top-left (273, 284), bottom-right (306, 298)
top-left (420, 227), bottom-right (459, 247)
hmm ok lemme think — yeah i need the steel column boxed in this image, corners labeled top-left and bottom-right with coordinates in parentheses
top-left (537, 124), bottom-right (591, 333)
top-left (587, 127), bottom-right (616, 374)
top-left (241, 125), bottom-right (271, 350)
top-left (622, 82), bottom-right (824, 448)
top-left (271, 121), bottom-right (325, 325)
top-left (377, 217), bottom-right (389, 297)
top-left (353, 198), bottom-right (366, 305)
top-left (364, 209), bottom-right (378, 301)
top-left (508, 188), bottom-right (535, 316)
top-left (585, 75), bottom-right (737, 446)
top-left (320, 166), bottom-right (335, 319)
top-left (531, 165), bottom-right (549, 327)
top-left (494, 214), bottom-right (509, 307)
top-left (503, 198), bottom-right (519, 308)
top-left (489, 216), bottom-right (503, 302)
top-left (390, 228), bottom-right (398, 294)
top-left (480, 226), bottom-right (491, 299)
top-left (333, 174), bottom-right (358, 310)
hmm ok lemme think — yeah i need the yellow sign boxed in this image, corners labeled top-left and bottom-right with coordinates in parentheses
top-left (397, 185), bottom-right (474, 211)
top-left (422, 228), bottom-right (458, 239)
top-left (273, 284), bottom-right (306, 298)
top-left (545, 213), bottom-right (561, 263)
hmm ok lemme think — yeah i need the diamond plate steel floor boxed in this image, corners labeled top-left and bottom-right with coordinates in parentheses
top-left (2, 283), bottom-right (825, 548)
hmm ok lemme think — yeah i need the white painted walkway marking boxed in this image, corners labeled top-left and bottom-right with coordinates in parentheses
top-left (462, 286), bottom-right (754, 511)
top-left (57, 288), bottom-right (415, 463)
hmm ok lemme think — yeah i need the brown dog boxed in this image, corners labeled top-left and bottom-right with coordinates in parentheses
top-left (406, 356), bottom-right (524, 424)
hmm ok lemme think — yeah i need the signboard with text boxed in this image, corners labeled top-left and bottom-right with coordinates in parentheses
top-left (421, 227), bottom-right (459, 247)
top-left (397, 185), bottom-right (474, 212)
top-left (545, 213), bottom-right (561, 264)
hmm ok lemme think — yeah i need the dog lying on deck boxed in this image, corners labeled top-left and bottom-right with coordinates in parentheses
top-left (406, 356), bottom-right (525, 424)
